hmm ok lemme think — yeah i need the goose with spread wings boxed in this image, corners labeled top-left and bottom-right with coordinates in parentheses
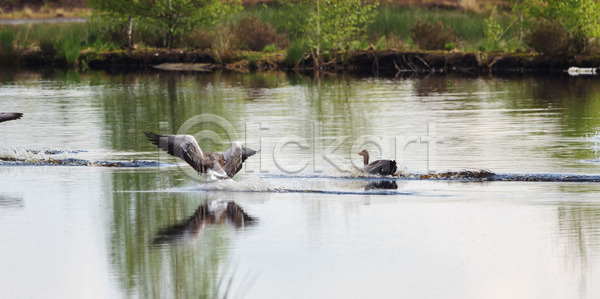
top-left (145, 132), bottom-right (258, 179)
top-left (0, 113), bottom-right (23, 123)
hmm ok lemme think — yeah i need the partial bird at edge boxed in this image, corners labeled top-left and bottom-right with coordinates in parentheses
top-left (144, 131), bottom-right (259, 179)
top-left (0, 112), bottom-right (23, 123)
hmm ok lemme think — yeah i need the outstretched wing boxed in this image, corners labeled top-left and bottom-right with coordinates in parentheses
top-left (0, 113), bottom-right (23, 123)
top-left (223, 142), bottom-right (243, 178)
top-left (144, 132), bottom-right (207, 172)
top-left (223, 142), bottom-right (259, 178)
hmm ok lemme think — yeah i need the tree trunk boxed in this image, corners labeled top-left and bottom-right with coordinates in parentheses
top-left (127, 15), bottom-right (133, 47)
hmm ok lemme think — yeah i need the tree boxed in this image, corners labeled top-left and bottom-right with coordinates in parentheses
top-left (515, 0), bottom-right (600, 52)
top-left (137, 0), bottom-right (242, 48)
top-left (87, 0), bottom-right (242, 48)
top-left (302, 0), bottom-right (378, 68)
top-left (87, 0), bottom-right (141, 47)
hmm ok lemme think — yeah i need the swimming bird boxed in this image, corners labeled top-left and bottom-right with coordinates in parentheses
top-left (0, 113), bottom-right (23, 123)
top-left (144, 132), bottom-right (258, 179)
top-left (358, 149), bottom-right (397, 175)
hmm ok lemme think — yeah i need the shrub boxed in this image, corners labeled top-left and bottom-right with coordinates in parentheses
top-left (409, 20), bottom-right (456, 50)
top-left (234, 17), bottom-right (289, 51)
top-left (212, 24), bottom-right (239, 63)
top-left (184, 28), bottom-right (215, 50)
top-left (524, 20), bottom-right (568, 54)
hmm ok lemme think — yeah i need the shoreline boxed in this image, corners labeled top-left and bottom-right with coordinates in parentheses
top-left (11, 48), bottom-right (600, 77)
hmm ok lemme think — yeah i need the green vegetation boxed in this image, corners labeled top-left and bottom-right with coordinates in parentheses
top-left (369, 6), bottom-right (487, 44)
top-left (3, 0), bottom-right (600, 69)
top-left (302, 0), bottom-right (378, 65)
top-left (516, 0), bottom-right (600, 53)
top-left (88, 0), bottom-right (243, 48)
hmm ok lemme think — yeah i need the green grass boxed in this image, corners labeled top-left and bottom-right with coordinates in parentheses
top-left (369, 6), bottom-right (487, 43)
top-left (0, 22), bottom-right (90, 50)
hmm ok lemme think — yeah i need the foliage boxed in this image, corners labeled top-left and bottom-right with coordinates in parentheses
top-left (368, 6), bottom-right (486, 44)
top-left (0, 29), bottom-right (15, 53)
top-left (262, 44), bottom-right (277, 53)
top-left (410, 21), bottom-right (456, 50)
top-left (484, 16), bottom-right (503, 50)
top-left (87, 0), bottom-right (140, 46)
top-left (444, 42), bottom-right (456, 51)
top-left (284, 40), bottom-right (308, 65)
top-left (139, 0), bottom-right (242, 48)
top-left (375, 34), bottom-right (409, 51)
top-left (211, 22), bottom-right (238, 63)
top-left (0, 29), bottom-right (19, 66)
top-left (58, 33), bottom-right (81, 64)
top-left (238, 1), bottom-right (311, 41)
top-left (87, 0), bottom-right (243, 48)
top-left (184, 28), bottom-right (215, 50)
top-left (245, 52), bottom-right (260, 65)
top-left (234, 17), bottom-right (288, 51)
top-left (524, 19), bottom-right (568, 54)
top-left (515, 0), bottom-right (600, 53)
top-left (304, 0), bottom-right (378, 54)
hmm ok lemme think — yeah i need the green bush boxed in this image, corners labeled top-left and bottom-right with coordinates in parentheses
top-left (524, 20), bottom-right (568, 54)
top-left (410, 20), bottom-right (456, 50)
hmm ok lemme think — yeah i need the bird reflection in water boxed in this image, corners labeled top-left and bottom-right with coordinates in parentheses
top-left (152, 200), bottom-right (257, 245)
top-left (0, 193), bottom-right (24, 209)
top-left (364, 181), bottom-right (398, 191)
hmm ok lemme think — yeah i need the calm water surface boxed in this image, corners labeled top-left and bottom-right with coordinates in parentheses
top-left (1, 69), bottom-right (600, 298)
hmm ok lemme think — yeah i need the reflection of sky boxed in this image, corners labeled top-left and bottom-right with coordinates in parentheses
top-left (0, 77), bottom-right (103, 155)
top-left (0, 167), bottom-right (118, 298)
top-left (232, 185), bottom-right (600, 299)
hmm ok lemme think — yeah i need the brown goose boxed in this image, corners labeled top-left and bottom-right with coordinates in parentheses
top-left (0, 113), bottom-right (23, 123)
top-left (145, 132), bottom-right (258, 179)
top-left (358, 149), bottom-right (397, 175)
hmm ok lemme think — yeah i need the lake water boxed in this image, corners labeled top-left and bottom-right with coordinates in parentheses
top-left (2, 69), bottom-right (600, 298)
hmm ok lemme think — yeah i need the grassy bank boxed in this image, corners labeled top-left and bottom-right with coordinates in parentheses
top-left (0, 5), bottom-right (518, 53)
top-left (0, 4), bottom-right (538, 71)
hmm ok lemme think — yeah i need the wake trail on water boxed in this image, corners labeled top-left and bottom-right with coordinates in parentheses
top-left (0, 147), bottom-right (166, 167)
top-left (148, 177), bottom-right (414, 196)
top-left (3, 146), bottom-right (600, 183)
